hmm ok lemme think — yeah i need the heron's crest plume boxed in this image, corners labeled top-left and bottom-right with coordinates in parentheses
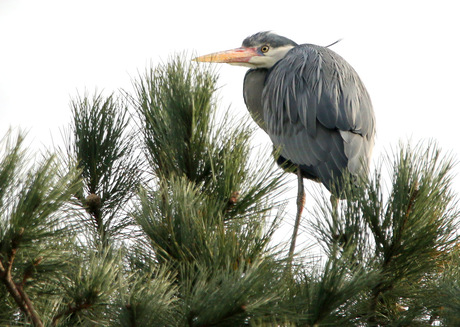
top-left (325, 39), bottom-right (343, 48)
top-left (242, 31), bottom-right (298, 48)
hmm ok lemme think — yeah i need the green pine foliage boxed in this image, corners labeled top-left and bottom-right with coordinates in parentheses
top-left (309, 143), bottom-right (459, 325)
top-left (0, 131), bottom-right (81, 326)
top-left (1, 56), bottom-right (459, 326)
top-left (65, 92), bottom-right (142, 247)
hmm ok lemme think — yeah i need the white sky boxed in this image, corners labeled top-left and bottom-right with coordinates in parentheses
top-left (1, 0), bottom-right (460, 248)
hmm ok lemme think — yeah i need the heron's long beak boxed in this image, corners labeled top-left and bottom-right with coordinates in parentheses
top-left (194, 47), bottom-right (260, 64)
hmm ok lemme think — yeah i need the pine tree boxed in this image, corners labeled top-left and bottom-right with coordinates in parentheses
top-left (0, 56), bottom-right (459, 326)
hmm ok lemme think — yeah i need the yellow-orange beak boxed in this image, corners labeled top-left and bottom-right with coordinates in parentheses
top-left (194, 47), bottom-right (260, 64)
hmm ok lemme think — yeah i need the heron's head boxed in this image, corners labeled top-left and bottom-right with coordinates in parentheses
top-left (194, 31), bottom-right (297, 69)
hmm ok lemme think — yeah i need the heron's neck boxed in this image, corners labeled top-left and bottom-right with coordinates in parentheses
top-left (243, 69), bottom-right (269, 132)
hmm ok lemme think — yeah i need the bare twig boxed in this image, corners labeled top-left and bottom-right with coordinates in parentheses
top-left (16, 283), bottom-right (44, 327)
top-left (0, 258), bottom-right (30, 315)
top-left (0, 228), bottom-right (44, 326)
top-left (52, 301), bottom-right (92, 326)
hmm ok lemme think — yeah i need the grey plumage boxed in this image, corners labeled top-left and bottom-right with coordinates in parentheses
top-left (194, 31), bottom-right (376, 256)
top-left (242, 33), bottom-right (375, 193)
top-left (243, 69), bottom-right (268, 130)
top-left (195, 31), bottom-right (375, 194)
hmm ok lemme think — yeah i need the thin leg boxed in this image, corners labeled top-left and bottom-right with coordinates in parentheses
top-left (289, 168), bottom-right (305, 260)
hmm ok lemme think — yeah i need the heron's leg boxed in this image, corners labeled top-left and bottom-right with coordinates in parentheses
top-left (289, 167), bottom-right (305, 260)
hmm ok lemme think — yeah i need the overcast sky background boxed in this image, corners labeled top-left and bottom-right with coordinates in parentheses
top-left (1, 0), bottom-right (459, 249)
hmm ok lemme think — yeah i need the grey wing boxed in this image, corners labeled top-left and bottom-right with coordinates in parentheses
top-left (263, 44), bottom-right (375, 191)
top-left (243, 69), bottom-right (269, 132)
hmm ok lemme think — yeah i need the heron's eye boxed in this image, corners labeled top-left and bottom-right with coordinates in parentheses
top-left (260, 45), bottom-right (270, 53)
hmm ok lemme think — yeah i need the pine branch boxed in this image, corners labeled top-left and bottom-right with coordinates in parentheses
top-left (0, 130), bottom-right (84, 325)
top-left (0, 227), bottom-right (44, 327)
top-left (0, 255), bottom-right (30, 318)
top-left (67, 92), bottom-right (141, 246)
top-left (129, 56), bottom-right (288, 325)
top-left (113, 260), bottom-right (179, 326)
top-left (5, 55), bottom-right (460, 326)
top-left (368, 182), bottom-right (420, 321)
top-left (308, 141), bottom-right (459, 325)
top-left (51, 300), bottom-right (92, 326)
top-left (50, 248), bottom-right (122, 325)
top-left (15, 282), bottom-right (43, 327)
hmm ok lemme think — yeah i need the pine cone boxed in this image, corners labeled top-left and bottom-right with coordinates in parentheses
top-left (85, 193), bottom-right (101, 212)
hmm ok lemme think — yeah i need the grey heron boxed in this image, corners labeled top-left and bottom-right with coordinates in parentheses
top-left (195, 31), bottom-right (375, 257)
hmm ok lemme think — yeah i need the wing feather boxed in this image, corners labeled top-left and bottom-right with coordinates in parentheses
top-left (262, 43), bottom-right (376, 191)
